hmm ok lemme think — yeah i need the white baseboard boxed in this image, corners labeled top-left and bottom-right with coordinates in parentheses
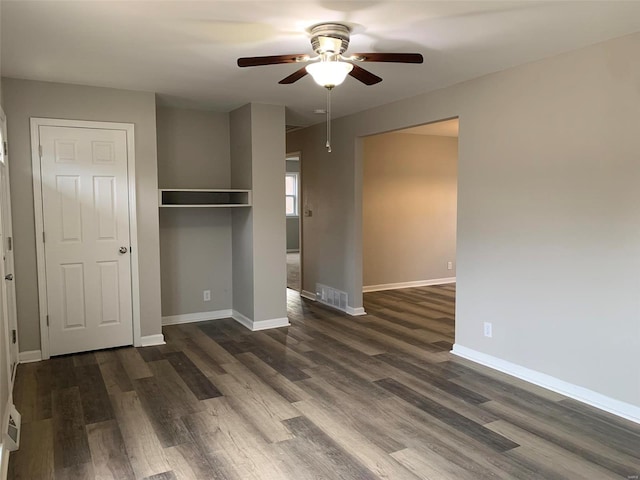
top-left (232, 310), bottom-right (253, 330)
top-left (301, 290), bottom-right (316, 301)
top-left (140, 334), bottom-right (166, 347)
top-left (162, 309), bottom-right (233, 326)
top-left (18, 350), bottom-right (42, 363)
top-left (363, 277), bottom-right (456, 293)
top-left (346, 306), bottom-right (367, 316)
top-left (452, 344), bottom-right (640, 424)
top-left (232, 310), bottom-right (290, 331)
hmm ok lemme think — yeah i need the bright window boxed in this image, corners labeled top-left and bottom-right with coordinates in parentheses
top-left (285, 173), bottom-right (298, 216)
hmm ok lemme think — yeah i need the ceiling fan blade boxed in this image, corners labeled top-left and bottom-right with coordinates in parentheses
top-left (237, 54), bottom-right (309, 67)
top-left (351, 53), bottom-right (424, 64)
top-left (279, 67), bottom-right (309, 84)
top-left (349, 64), bottom-right (382, 85)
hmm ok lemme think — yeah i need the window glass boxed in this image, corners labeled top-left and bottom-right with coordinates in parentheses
top-left (285, 173), bottom-right (298, 216)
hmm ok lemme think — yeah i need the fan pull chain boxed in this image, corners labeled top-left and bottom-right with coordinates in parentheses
top-left (326, 87), bottom-right (332, 153)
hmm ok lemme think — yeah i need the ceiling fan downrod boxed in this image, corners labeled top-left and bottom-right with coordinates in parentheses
top-left (326, 87), bottom-right (332, 153)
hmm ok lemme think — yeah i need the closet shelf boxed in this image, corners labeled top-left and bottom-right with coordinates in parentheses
top-left (159, 189), bottom-right (252, 208)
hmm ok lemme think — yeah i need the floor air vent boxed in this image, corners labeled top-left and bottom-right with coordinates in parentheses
top-left (4, 405), bottom-right (21, 451)
top-left (316, 283), bottom-right (348, 312)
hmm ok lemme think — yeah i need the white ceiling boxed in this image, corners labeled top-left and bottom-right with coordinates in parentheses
top-left (3, 1), bottom-right (640, 126)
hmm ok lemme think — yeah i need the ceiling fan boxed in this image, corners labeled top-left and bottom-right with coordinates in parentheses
top-left (237, 23), bottom-right (423, 88)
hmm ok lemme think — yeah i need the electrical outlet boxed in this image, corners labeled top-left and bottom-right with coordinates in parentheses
top-left (484, 322), bottom-right (492, 338)
top-left (203, 290), bottom-right (211, 302)
top-left (447, 261), bottom-right (453, 270)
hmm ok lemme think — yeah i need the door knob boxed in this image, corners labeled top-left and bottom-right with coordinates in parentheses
top-left (119, 247), bottom-right (128, 254)
top-left (5, 274), bottom-right (13, 281)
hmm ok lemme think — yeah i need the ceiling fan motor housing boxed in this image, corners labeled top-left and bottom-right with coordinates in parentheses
top-left (310, 23), bottom-right (351, 55)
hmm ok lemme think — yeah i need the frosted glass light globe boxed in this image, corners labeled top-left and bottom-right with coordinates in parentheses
top-left (306, 61), bottom-right (354, 87)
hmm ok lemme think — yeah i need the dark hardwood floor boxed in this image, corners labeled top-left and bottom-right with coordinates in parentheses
top-left (9, 285), bottom-right (640, 479)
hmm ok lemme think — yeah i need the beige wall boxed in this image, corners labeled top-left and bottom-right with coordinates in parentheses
top-left (363, 133), bottom-right (457, 287)
top-left (2, 78), bottom-right (162, 351)
top-left (156, 107), bottom-right (232, 317)
top-left (288, 32), bottom-right (640, 408)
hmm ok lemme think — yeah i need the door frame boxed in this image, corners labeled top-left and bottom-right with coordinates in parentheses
top-left (30, 118), bottom-right (141, 359)
top-left (0, 107), bottom-right (18, 379)
top-left (286, 151), bottom-right (303, 293)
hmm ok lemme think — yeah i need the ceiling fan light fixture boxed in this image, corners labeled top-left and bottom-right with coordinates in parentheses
top-left (306, 61), bottom-right (353, 88)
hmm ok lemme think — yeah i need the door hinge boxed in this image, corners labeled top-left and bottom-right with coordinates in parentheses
top-left (46, 315), bottom-right (49, 327)
top-left (42, 231), bottom-right (45, 243)
top-left (39, 145), bottom-right (43, 157)
top-left (11, 329), bottom-right (16, 344)
top-left (3, 141), bottom-right (7, 156)
top-left (7, 236), bottom-right (11, 251)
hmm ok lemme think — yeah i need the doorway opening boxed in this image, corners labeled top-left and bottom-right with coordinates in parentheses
top-left (361, 118), bottom-right (458, 347)
top-left (285, 152), bottom-right (302, 292)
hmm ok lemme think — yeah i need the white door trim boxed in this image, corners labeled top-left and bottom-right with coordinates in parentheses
top-left (286, 150), bottom-right (303, 292)
top-left (30, 118), bottom-right (141, 359)
top-left (0, 107), bottom-right (18, 381)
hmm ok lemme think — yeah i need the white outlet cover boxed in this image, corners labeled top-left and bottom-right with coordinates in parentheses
top-left (484, 322), bottom-right (492, 338)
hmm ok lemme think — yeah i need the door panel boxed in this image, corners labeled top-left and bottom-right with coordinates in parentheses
top-left (57, 175), bottom-right (83, 242)
top-left (97, 261), bottom-right (120, 325)
top-left (39, 125), bottom-right (133, 355)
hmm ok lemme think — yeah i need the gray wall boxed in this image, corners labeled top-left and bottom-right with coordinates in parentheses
top-left (251, 104), bottom-right (286, 322)
top-left (287, 124), bottom-right (360, 299)
top-left (363, 133), bottom-right (457, 287)
top-left (286, 159), bottom-right (300, 251)
top-left (156, 107), bottom-right (232, 316)
top-left (2, 78), bottom-right (162, 350)
top-left (230, 104), bottom-right (254, 320)
top-left (288, 32), bottom-right (640, 408)
top-left (156, 106), bottom-right (230, 189)
top-left (286, 218), bottom-right (299, 251)
top-left (231, 103), bottom-right (287, 323)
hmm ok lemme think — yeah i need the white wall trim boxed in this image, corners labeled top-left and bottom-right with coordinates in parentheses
top-left (252, 317), bottom-right (290, 331)
top-left (30, 118), bottom-right (140, 358)
top-left (300, 290), bottom-right (316, 301)
top-left (162, 309), bottom-right (233, 326)
top-left (452, 344), bottom-right (640, 425)
top-left (346, 306), bottom-right (367, 316)
top-left (363, 277), bottom-right (456, 293)
top-left (140, 334), bottom-right (166, 347)
top-left (231, 310), bottom-right (253, 330)
top-left (18, 350), bottom-right (42, 364)
top-left (232, 310), bottom-right (290, 331)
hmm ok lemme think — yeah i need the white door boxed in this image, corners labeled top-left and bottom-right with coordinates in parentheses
top-left (0, 110), bottom-right (18, 378)
top-left (39, 125), bottom-right (133, 356)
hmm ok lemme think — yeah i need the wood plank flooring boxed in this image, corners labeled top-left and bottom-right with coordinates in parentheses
top-left (9, 285), bottom-right (640, 479)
